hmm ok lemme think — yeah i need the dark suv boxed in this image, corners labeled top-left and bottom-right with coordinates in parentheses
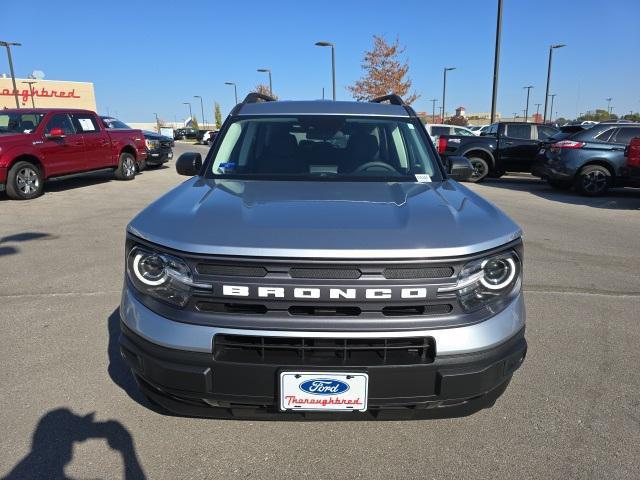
top-left (534, 122), bottom-right (640, 195)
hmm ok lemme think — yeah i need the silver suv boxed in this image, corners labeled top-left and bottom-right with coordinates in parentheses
top-left (120, 94), bottom-right (526, 417)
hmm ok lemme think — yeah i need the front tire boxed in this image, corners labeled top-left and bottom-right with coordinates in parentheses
top-left (6, 161), bottom-right (44, 200)
top-left (466, 157), bottom-right (490, 183)
top-left (114, 152), bottom-right (136, 181)
top-left (574, 164), bottom-right (610, 196)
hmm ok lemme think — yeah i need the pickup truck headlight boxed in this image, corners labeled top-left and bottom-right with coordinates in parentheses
top-left (127, 246), bottom-right (202, 307)
top-left (145, 139), bottom-right (160, 150)
top-left (439, 250), bottom-right (521, 313)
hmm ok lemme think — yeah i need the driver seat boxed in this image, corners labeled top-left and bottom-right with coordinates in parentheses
top-left (340, 133), bottom-right (379, 173)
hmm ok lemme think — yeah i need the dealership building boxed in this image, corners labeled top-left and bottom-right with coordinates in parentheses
top-left (0, 77), bottom-right (96, 111)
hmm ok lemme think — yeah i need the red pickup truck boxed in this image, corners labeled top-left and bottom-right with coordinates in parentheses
top-left (0, 108), bottom-right (147, 200)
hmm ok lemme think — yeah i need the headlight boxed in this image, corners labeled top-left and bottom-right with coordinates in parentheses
top-left (145, 139), bottom-right (160, 150)
top-left (439, 250), bottom-right (521, 313)
top-left (127, 246), bottom-right (205, 307)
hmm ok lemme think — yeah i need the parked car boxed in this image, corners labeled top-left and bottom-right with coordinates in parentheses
top-left (174, 128), bottom-right (199, 140)
top-left (534, 122), bottom-right (640, 195)
top-left (438, 122), bottom-right (559, 182)
top-left (0, 109), bottom-right (146, 200)
top-left (101, 116), bottom-right (174, 169)
top-left (118, 93), bottom-right (526, 418)
top-left (199, 130), bottom-right (218, 145)
top-left (623, 137), bottom-right (640, 185)
top-left (426, 123), bottom-right (476, 141)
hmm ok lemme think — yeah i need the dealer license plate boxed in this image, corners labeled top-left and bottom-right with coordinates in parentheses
top-left (168, 152), bottom-right (173, 159)
top-left (539, 148), bottom-right (546, 154)
top-left (279, 372), bottom-right (368, 412)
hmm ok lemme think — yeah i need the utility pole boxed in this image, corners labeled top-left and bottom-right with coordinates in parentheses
top-left (430, 98), bottom-right (437, 123)
top-left (0, 40), bottom-right (21, 108)
top-left (549, 94), bottom-right (557, 123)
top-left (490, 0), bottom-right (503, 123)
top-left (535, 103), bottom-right (542, 120)
top-left (22, 80), bottom-right (37, 108)
top-left (315, 42), bottom-right (336, 101)
top-left (523, 86), bottom-right (534, 122)
top-left (605, 98), bottom-right (612, 119)
top-left (194, 95), bottom-right (205, 128)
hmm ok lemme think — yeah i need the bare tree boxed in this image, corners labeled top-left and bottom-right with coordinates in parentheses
top-left (254, 84), bottom-right (278, 99)
top-left (348, 35), bottom-right (419, 104)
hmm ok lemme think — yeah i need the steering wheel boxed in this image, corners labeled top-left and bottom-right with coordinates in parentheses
top-left (353, 161), bottom-right (397, 174)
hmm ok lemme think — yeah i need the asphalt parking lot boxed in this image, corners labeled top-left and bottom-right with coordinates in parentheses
top-left (1, 142), bottom-right (639, 479)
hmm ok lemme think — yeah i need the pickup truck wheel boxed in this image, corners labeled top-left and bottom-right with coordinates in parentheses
top-left (467, 157), bottom-right (489, 183)
top-left (114, 153), bottom-right (136, 181)
top-left (574, 165), bottom-right (610, 196)
top-left (6, 161), bottom-right (44, 200)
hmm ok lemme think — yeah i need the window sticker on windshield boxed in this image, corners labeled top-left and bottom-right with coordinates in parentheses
top-left (78, 118), bottom-right (96, 131)
top-left (408, 124), bottom-right (415, 130)
top-left (415, 174), bottom-right (431, 183)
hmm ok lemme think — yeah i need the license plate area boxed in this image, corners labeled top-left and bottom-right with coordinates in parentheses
top-left (280, 372), bottom-right (368, 412)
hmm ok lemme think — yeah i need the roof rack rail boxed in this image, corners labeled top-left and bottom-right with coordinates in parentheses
top-left (243, 92), bottom-right (277, 104)
top-left (370, 94), bottom-right (406, 106)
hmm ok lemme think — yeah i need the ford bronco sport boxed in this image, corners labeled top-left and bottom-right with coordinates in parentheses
top-left (119, 93), bottom-right (527, 417)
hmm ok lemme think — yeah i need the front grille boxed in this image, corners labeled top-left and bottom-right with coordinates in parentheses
top-left (213, 334), bottom-right (435, 365)
top-left (197, 264), bottom-right (267, 277)
top-left (160, 141), bottom-right (172, 148)
top-left (383, 266), bottom-right (454, 279)
top-left (290, 267), bottom-right (361, 279)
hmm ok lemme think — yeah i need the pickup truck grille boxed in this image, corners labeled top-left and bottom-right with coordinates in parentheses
top-left (213, 334), bottom-right (435, 365)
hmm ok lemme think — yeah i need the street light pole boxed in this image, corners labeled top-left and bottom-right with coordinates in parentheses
top-left (535, 103), bottom-right (542, 119)
top-left (257, 68), bottom-right (272, 96)
top-left (490, 0), bottom-right (503, 123)
top-left (194, 95), bottom-right (205, 128)
top-left (523, 86), bottom-right (534, 122)
top-left (183, 102), bottom-right (192, 125)
top-left (442, 67), bottom-right (456, 122)
top-left (543, 44), bottom-right (565, 123)
top-left (430, 98), bottom-right (437, 123)
top-left (225, 82), bottom-right (238, 104)
top-left (0, 40), bottom-right (22, 108)
top-left (315, 42), bottom-right (335, 101)
top-left (549, 94), bottom-right (557, 123)
top-left (22, 80), bottom-right (37, 108)
top-left (605, 97), bottom-right (612, 119)
top-left (153, 112), bottom-right (160, 132)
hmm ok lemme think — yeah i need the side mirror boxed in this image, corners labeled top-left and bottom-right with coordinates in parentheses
top-left (45, 128), bottom-right (66, 139)
top-left (176, 152), bottom-right (202, 176)
top-left (448, 156), bottom-right (474, 181)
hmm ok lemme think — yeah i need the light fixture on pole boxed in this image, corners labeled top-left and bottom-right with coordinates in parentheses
top-left (543, 44), bottom-right (566, 122)
top-left (315, 41), bottom-right (335, 101)
top-left (0, 40), bottom-right (21, 108)
top-left (442, 67), bottom-right (456, 122)
top-left (257, 68), bottom-right (272, 96)
top-left (224, 82), bottom-right (238, 104)
top-left (22, 80), bottom-right (37, 108)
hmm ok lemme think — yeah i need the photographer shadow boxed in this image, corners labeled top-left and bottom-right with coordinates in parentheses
top-left (3, 408), bottom-right (146, 480)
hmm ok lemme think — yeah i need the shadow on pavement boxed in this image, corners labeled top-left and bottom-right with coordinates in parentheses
top-left (476, 175), bottom-right (640, 210)
top-left (0, 232), bottom-right (53, 257)
top-left (2, 408), bottom-right (146, 480)
top-left (45, 170), bottom-right (124, 193)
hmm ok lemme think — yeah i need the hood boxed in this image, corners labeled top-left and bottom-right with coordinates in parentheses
top-left (128, 179), bottom-right (522, 259)
top-left (142, 131), bottom-right (172, 141)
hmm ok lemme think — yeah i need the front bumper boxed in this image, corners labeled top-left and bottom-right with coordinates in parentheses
top-left (145, 148), bottom-right (173, 165)
top-left (119, 287), bottom-right (526, 415)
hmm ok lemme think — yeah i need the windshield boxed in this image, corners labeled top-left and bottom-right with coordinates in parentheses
top-left (101, 117), bottom-right (130, 129)
top-left (0, 112), bottom-right (45, 134)
top-left (209, 115), bottom-right (442, 181)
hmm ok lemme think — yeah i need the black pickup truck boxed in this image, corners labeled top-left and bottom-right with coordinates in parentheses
top-left (437, 122), bottom-right (559, 181)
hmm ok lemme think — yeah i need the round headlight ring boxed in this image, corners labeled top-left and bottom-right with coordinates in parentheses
top-left (480, 256), bottom-right (517, 290)
top-left (132, 251), bottom-right (166, 286)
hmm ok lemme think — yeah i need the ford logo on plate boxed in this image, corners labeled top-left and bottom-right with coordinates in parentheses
top-left (299, 379), bottom-right (350, 396)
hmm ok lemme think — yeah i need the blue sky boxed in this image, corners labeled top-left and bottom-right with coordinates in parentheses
top-left (2, 0), bottom-right (638, 122)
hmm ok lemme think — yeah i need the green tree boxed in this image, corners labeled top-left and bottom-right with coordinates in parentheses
top-left (214, 102), bottom-right (222, 129)
top-left (577, 109), bottom-right (617, 122)
top-left (348, 35), bottom-right (419, 104)
top-left (555, 117), bottom-right (568, 125)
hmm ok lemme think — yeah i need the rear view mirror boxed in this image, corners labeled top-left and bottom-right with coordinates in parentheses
top-left (176, 152), bottom-right (203, 176)
top-left (448, 156), bottom-right (474, 181)
top-left (45, 128), bottom-right (66, 139)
